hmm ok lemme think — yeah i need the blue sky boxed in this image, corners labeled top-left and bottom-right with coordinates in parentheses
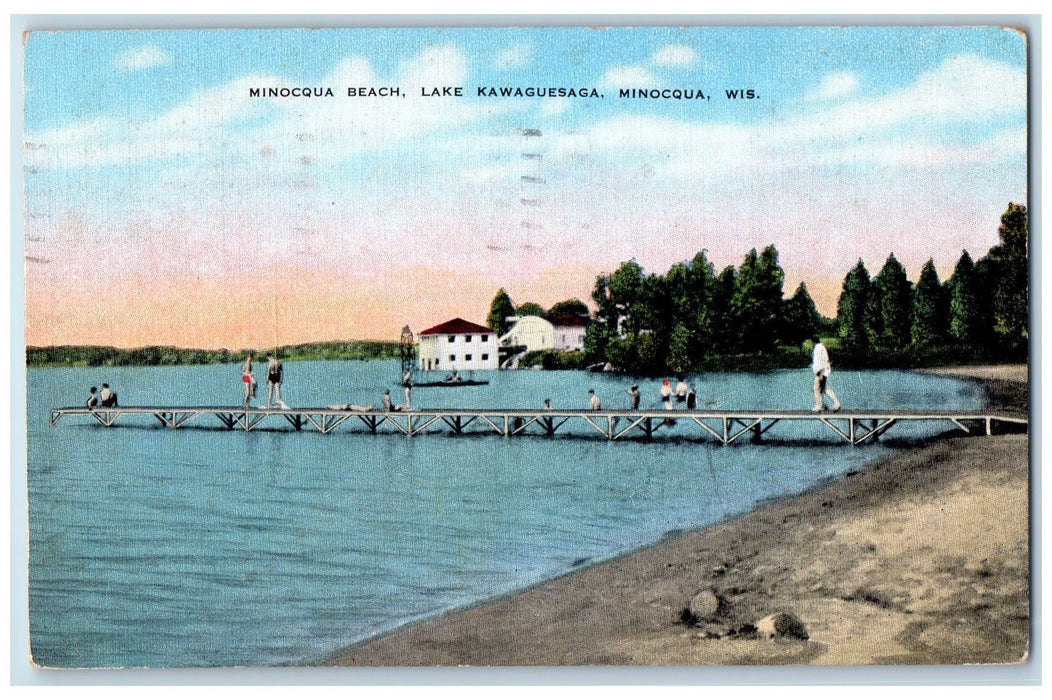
top-left (22, 25), bottom-right (1028, 346)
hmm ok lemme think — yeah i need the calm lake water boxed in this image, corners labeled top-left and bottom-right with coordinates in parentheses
top-left (27, 360), bottom-right (986, 668)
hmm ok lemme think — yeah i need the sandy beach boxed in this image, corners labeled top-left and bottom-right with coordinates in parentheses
top-left (328, 365), bottom-right (1030, 667)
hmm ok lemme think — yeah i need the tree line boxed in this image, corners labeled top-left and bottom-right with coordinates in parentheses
top-left (488, 202), bottom-right (1027, 374)
top-left (26, 340), bottom-right (403, 367)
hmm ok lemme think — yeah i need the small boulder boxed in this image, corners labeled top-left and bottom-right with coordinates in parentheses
top-left (755, 612), bottom-right (809, 640)
top-left (688, 589), bottom-right (720, 622)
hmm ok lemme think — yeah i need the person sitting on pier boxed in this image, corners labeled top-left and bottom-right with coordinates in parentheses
top-left (627, 384), bottom-right (641, 410)
top-left (86, 386), bottom-right (99, 410)
top-left (588, 389), bottom-right (601, 411)
top-left (382, 389), bottom-right (407, 412)
top-left (99, 383), bottom-right (118, 407)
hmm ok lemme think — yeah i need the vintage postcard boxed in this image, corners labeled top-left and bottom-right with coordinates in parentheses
top-left (21, 24), bottom-right (1030, 673)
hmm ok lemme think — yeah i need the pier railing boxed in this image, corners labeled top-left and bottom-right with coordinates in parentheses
top-left (48, 406), bottom-right (1028, 446)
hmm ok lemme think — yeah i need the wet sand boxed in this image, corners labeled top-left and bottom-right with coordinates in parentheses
top-left (327, 365), bottom-right (1030, 666)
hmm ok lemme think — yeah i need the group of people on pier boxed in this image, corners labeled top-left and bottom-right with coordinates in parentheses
top-left (85, 383), bottom-right (118, 409)
top-left (82, 339), bottom-right (843, 415)
top-left (581, 339), bottom-right (841, 414)
top-left (241, 354), bottom-right (285, 409)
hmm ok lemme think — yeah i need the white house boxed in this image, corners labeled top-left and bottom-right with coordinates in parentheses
top-left (499, 315), bottom-right (554, 353)
top-left (549, 314), bottom-right (590, 352)
top-left (417, 318), bottom-right (499, 371)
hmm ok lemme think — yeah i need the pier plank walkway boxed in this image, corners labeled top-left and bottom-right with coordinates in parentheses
top-left (48, 406), bottom-right (1028, 445)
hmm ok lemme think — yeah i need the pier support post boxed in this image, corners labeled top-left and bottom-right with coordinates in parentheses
top-left (751, 422), bottom-right (762, 444)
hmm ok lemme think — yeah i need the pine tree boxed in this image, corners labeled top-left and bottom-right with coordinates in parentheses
top-left (870, 253), bottom-right (913, 352)
top-left (487, 289), bottom-right (516, 336)
top-left (730, 245), bottom-right (785, 352)
top-left (836, 259), bottom-right (871, 354)
top-left (989, 202), bottom-right (1029, 345)
top-left (911, 259), bottom-right (948, 349)
top-left (947, 251), bottom-right (981, 344)
top-left (784, 282), bottom-right (822, 347)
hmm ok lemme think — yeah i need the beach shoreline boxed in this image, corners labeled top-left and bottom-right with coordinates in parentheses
top-left (325, 365), bottom-right (1030, 667)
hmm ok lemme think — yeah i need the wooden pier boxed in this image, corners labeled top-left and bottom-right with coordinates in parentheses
top-left (48, 406), bottom-right (1028, 446)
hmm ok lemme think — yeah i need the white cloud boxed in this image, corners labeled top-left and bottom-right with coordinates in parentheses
top-left (494, 43), bottom-right (531, 70)
top-left (651, 44), bottom-right (697, 68)
top-left (116, 45), bottom-right (170, 72)
top-left (599, 66), bottom-right (657, 90)
top-left (810, 71), bottom-right (859, 100)
top-left (24, 45), bottom-right (505, 171)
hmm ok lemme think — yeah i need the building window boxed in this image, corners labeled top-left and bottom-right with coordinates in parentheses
top-left (464, 335), bottom-right (472, 343)
top-left (465, 354), bottom-right (473, 361)
top-left (449, 355), bottom-right (456, 362)
top-left (481, 335), bottom-right (489, 342)
top-left (481, 354), bottom-right (488, 361)
top-left (448, 335), bottom-right (455, 342)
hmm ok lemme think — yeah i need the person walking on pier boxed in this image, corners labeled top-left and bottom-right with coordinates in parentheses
top-left (627, 384), bottom-right (641, 410)
top-left (241, 354), bottom-right (256, 408)
top-left (588, 389), bottom-right (601, 410)
top-left (811, 338), bottom-right (841, 413)
top-left (86, 386), bottom-right (99, 410)
top-left (266, 356), bottom-right (283, 409)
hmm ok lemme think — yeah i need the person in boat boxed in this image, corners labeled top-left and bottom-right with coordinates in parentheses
top-left (588, 389), bottom-right (601, 411)
top-left (811, 337), bottom-right (842, 413)
top-left (627, 384), bottom-right (641, 410)
top-left (266, 356), bottom-right (283, 408)
top-left (99, 383), bottom-right (118, 407)
top-left (241, 354), bottom-right (256, 408)
top-left (86, 386), bottom-right (99, 410)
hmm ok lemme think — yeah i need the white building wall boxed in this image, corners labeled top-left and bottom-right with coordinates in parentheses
top-left (552, 324), bottom-right (587, 352)
top-left (418, 331), bottom-right (499, 371)
top-left (500, 316), bottom-right (554, 353)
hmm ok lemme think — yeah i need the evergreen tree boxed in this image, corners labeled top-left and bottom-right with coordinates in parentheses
top-left (911, 259), bottom-right (948, 349)
top-left (988, 202), bottom-right (1029, 345)
top-left (783, 282), bottom-right (822, 347)
top-left (869, 253), bottom-right (913, 352)
top-left (947, 251), bottom-right (981, 345)
top-left (711, 265), bottom-right (738, 354)
top-left (836, 259), bottom-right (871, 354)
top-left (730, 245), bottom-right (785, 352)
top-left (487, 289), bottom-right (516, 336)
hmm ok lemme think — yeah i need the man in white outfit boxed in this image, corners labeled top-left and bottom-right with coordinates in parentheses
top-left (811, 339), bottom-right (841, 413)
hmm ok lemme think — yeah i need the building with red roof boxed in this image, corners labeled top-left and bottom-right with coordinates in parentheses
top-left (417, 318), bottom-right (499, 371)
